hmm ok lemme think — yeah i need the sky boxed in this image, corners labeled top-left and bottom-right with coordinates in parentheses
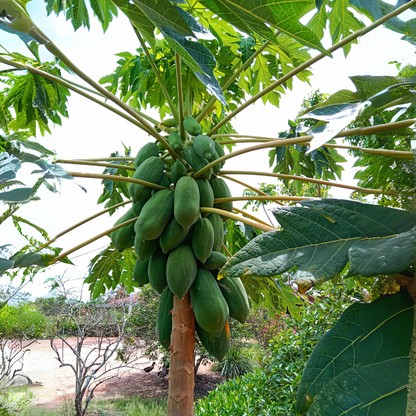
top-left (1, 1), bottom-right (416, 299)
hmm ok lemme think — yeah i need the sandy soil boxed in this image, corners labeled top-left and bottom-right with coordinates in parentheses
top-left (11, 339), bottom-right (222, 410)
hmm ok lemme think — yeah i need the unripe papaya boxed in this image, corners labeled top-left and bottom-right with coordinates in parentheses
top-left (171, 159), bottom-right (188, 185)
top-left (160, 217), bottom-right (189, 254)
top-left (191, 218), bottom-right (214, 263)
top-left (151, 173), bottom-right (171, 196)
top-left (190, 268), bottom-right (229, 336)
top-left (158, 142), bottom-right (166, 152)
top-left (166, 243), bottom-right (197, 300)
top-left (132, 195), bottom-right (150, 217)
top-left (196, 321), bottom-right (230, 362)
top-left (208, 213), bottom-right (224, 252)
top-left (218, 276), bottom-right (249, 324)
top-left (208, 149), bottom-right (221, 174)
top-left (148, 248), bottom-right (168, 294)
top-left (183, 116), bottom-right (201, 136)
top-left (168, 132), bottom-right (183, 152)
top-left (162, 118), bottom-right (178, 128)
top-left (183, 147), bottom-right (213, 180)
top-left (129, 156), bottom-right (164, 202)
top-left (214, 141), bottom-right (226, 168)
top-left (110, 208), bottom-right (136, 252)
top-left (204, 251), bottom-right (228, 270)
top-left (174, 176), bottom-right (200, 229)
top-left (134, 236), bottom-right (160, 261)
top-left (132, 257), bottom-right (150, 287)
top-left (156, 286), bottom-right (174, 350)
top-left (196, 178), bottom-right (214, 217)
top-left (133, 142), bottom-right (159, 170)
top-left (210, 177), bottom-right (233, 220)
top-left (135, 189), bottom-right (174, 241)
top-left (193, 135), bottom-right (215, 159)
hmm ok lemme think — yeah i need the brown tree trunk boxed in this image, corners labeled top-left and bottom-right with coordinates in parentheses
top-left (168, 293), bottom-right (195, 416)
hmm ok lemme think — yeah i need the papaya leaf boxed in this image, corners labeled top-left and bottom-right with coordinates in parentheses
top-left (118, 248), bottom-right (138, 293)
top-left (219, 199), bottom-right (416, 293)
top-left (296, 290), bottom-right (414, 415)
top-left (0, 258), bottom-right (14, 273)
top-left (0, 187), bottom-right (32, 202)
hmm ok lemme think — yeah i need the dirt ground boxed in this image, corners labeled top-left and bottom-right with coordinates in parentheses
top-left (12, 339), bottom-right (223, 410)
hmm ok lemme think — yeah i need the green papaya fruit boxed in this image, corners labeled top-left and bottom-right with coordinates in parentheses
top-left (204, 251), bottom-right (228, 270)
top-left (129, 156), bottom-right (164, 202)
top-left (190, 268), bottom-right (229, 336)
top-left (210, 177), bottom-right (233, 220)
top-left (132, 195), bottom-right (150, 217)
top-left (151, 173), bottom-right (171, 196)
top-left (132, 257), bottom-right (150, 287)
top-left (148, 248), bottom-right (168, 294)
top-left (183, 117), bottom-right (201, 136)
top-left (174, 176), bottom-right (200, 229)
top-left (171, 159), bottom-right (188, 185)
top-left (218, 276), bottom-right (249, 324)
top-left (214, 141), bottom-right (226, 168)
top-left (168, 132), bottom-right (183, 152)
top-left (208, 149), bottom-right (221, 174)
top-left (160, 217), bottom-right (189, 254)
top-left (156, 286), bottom-right (174, 350)
top-left (193, 135), bottom-right (215, 159)
top-left (196, 321), bottom-right (230, 362)
top-left (208, 213), bottom-right (224, 252)
top-left (133, 142), bottom-right (159, 170)
top-left (110, 208), bottom-right (136, 252)
top-left (191, 218), bottom-right (214, 264)
top-left (166, 243), bottom-right (198, 300)
top-left (162, 118), bottom-right (178, 128)
top-left (135, 189), bottom-right (174, 241)
top-left (183, 147), bottom-right (213, 181)
top-left (196, 178), bottom-right (214, 217)
top-left (134, 236), bottom-right (160, 261)
top-left (158, 142), bottom-right (166, 152)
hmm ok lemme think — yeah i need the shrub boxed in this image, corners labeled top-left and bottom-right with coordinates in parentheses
top-left (211, 346), bottom-right (257, 379)
top-left (195, 285), bottom-right (352, 416)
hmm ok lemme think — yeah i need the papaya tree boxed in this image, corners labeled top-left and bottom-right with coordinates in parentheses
top-left (1, 1), bottom-right (416, 415)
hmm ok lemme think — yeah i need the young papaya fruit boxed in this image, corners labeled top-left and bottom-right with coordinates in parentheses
top-left (134, 236), bottom-right (160, 261)
top-left (214, 141), bottom-right (226, 168)
top-left (129, 156), bottom-right (164, 202)
top-left (204, 251), bottom-right (228, 270)
top-left (132, 257), bottom-right (150, 287)
top-left (210, 177), bottom-right (233, 220)
top-left (156, 286), bottom-right (174, 350)
top-left (190, 268), bottom-right (229, 336)
top-left (166, 243), bottom-right (197, 300)
top-left (208, 213), bottom-right (224, 252)
top-left (161, 118), bottom-right (178, 128)
top-left (148, 248), bottom-right (168, 294)
top-left (208, 149), bottom-right (221, 174)
top-left (110, 207), bottom-right (136, 252)
top-left (183, 116), bottom-right (201, 136)
top-left (168, 132), bottom-right (183, 152)
top-left (183, 146), bottom-right (213, 180)
top-left (132, 195), bottom-right (150, 217)
top-left (135, 189), bottom-right (174, 241)
top-left (191, 217), bottom-right (214, 264)
top-left (133, 142), bottom-right (159, 170)
top-left (174, 176), bottom-right (200, 229)
top-left (196, 321), bottom-right (230, 362)
top-left (218, 276), bottom-right (249, 324)
top-left (195, 177), bottom-right (214, 217)
top-left (160, 217), bottom-right (190, 254)
top-left (193, 135), bottom-right (215, 159)
top-left (171, 159), bottom-right (188, 185)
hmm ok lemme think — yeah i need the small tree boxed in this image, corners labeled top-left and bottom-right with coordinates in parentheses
top-left (49, 278), bottom-right (141, 416)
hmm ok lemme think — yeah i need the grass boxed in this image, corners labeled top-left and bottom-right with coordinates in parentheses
top-left (24, 396), bottom-right (168, 416)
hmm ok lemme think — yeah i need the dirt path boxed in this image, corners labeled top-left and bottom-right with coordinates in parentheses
top-left (13, 339), bottom-right (222, 409)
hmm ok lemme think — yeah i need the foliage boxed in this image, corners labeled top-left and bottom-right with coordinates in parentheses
top-left (0, 386), bottom-right (34, 416)
top-left (195, 283), bottom-right (353, 415)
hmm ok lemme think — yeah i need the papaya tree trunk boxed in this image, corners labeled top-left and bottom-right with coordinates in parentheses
top-left (168, 293), bottom-right (195, 416)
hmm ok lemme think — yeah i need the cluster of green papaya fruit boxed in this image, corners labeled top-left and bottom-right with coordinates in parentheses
top-left (110, 116), bottom-right (249, 361)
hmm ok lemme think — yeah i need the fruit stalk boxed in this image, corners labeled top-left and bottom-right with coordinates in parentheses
top-left (168, 293), bottom-right (195, 416)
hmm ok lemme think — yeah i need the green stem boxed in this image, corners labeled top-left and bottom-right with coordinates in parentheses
top-left (136, 31), bottom-right (180, 121)
top-left (176, 54), bottom-right (186, 140)
top-left (207, 1), bottom-right (416, 136)
top-left (196, 40), bottom-right (271, 123)
top-left (185, 67), bottom-right (192, 118)
top-left (55, 159), bottom-right (135, 171)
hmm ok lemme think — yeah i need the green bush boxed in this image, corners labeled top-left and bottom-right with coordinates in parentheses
top-left (195, 285), bottom-right (352, 416)
top-left (211, 346), bottom-right (257, 379)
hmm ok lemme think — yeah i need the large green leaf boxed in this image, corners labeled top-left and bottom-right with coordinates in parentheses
top-left (0, 187), bottom-right (32, 202)
top-left (219, 199), bottom-right (416, 292)
top-left (296, 290), bottom-right (414, 415)
top-left (200, 0), bottom-right (328, 54)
